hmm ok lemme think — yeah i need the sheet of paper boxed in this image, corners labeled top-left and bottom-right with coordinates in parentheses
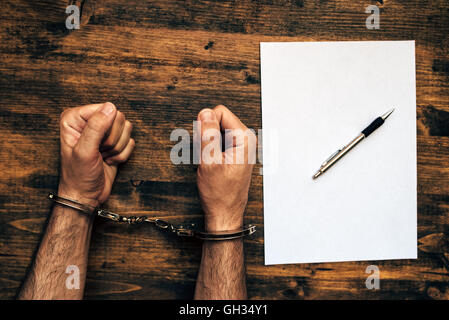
top-left (260, 41), bottom-right (417, 265)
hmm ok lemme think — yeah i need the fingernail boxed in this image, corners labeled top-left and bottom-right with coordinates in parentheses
top-left (101, 102), bottom-right (115, 116)
top-left (199, 109), bottom-right (214, 122)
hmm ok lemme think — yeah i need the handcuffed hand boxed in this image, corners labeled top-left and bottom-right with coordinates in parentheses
top-left (58, 102), bottom-right (135, 207)
top-left (196, 105), bottom-right (257, 232)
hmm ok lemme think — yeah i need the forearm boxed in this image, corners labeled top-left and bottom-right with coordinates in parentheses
top-left (194, 239), bottom-right (247, 300)
top-left (18, 203), bottom-right (94, 300)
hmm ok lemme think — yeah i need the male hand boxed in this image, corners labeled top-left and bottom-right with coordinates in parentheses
top-left (196, 105), bottom-right (257, 232)
top-left (58, 102), bottom-right (135, 207)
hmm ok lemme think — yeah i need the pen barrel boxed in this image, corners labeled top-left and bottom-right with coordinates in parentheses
top-left (361, 117), bottom-right (385, 137)
top-left (319, 133), bottom-right (365, 173)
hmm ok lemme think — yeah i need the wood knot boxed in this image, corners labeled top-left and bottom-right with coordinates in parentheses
top-left (204, 41), bottom-right (214, 50)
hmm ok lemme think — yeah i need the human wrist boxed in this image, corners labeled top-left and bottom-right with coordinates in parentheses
top-left (204, 210), bottom-right (244, 232)
top-left (50, 190), bottom-right (97, 227)
top-left (57, 184), bottom-right (100, 208)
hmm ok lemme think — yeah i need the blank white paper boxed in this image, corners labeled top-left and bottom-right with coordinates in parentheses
top-left (261, 41), bottom-right (417, 265)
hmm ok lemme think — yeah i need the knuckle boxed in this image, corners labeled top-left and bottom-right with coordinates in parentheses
top-left (117, 110), bottom-right (125, 122)
top-left (126, 120), bottom-right (133, 131)
top-left (213, 105), bottom-right (231, 116)
top-left (214, 105), bottom-right (227, 112)
top-left (114, 112), bottom-right (125, 127)
top-left (248, 130), bottom-right (257, 144)
top-left (124, 139), bottom-right (135, 153)
top-left (197, 108), bottom-right (214, 119)
top-left (59, 108), bottom-right (71, 122)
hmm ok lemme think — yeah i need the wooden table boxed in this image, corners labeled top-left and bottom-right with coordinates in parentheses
top-left (0, 0), bottom-right (448, 299)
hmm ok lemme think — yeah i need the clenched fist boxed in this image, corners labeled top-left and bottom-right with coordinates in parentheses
top-left (196, 105), bottom-right (257, 232)
top-left (58, 102), bottom-right (135, 207)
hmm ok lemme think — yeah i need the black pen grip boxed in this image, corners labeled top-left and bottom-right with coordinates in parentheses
top-left (361, 117), bottom-right (384, 137)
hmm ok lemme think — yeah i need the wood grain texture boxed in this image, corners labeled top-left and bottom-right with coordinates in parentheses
top-left (0, 0), bottom-right (448, 299)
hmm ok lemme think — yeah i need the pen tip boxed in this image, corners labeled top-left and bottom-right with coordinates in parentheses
top-left (313, 171), bottom-right (322, 180)
top-left (381, 108), bottom-right (395, 120)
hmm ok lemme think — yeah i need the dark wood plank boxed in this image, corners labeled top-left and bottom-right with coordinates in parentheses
top-left (0, 0), bottom-right (448, 299)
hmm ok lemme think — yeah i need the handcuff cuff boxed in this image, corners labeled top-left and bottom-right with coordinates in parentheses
top-left (48, 193), bottom-right (256, 241)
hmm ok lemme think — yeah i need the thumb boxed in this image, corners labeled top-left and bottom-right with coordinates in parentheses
top-left (197, 108), bottom-right (222, 164)
top-left (76, 102), bottom-right (117, 155)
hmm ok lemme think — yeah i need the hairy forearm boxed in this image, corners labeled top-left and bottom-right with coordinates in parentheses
top-left (194, 239), bottom-right (247, 300)
top-left (18, 204), bottom-right (94, 300)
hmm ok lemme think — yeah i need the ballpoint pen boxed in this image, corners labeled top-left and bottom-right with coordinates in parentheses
top-left (313, 108), bottom-right (395, 180)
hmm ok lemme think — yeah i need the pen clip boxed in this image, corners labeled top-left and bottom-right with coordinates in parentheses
top-left (321, 148), bottom-right (343, 167)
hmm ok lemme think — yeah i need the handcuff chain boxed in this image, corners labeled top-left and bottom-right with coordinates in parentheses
top-left (96, 209), bottom-right (195, 237)
top-left (49, 193), bottom-right (256, 241)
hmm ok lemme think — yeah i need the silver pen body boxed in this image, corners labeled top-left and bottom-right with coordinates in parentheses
top-left (313, 133), bottom-right (365, 179)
